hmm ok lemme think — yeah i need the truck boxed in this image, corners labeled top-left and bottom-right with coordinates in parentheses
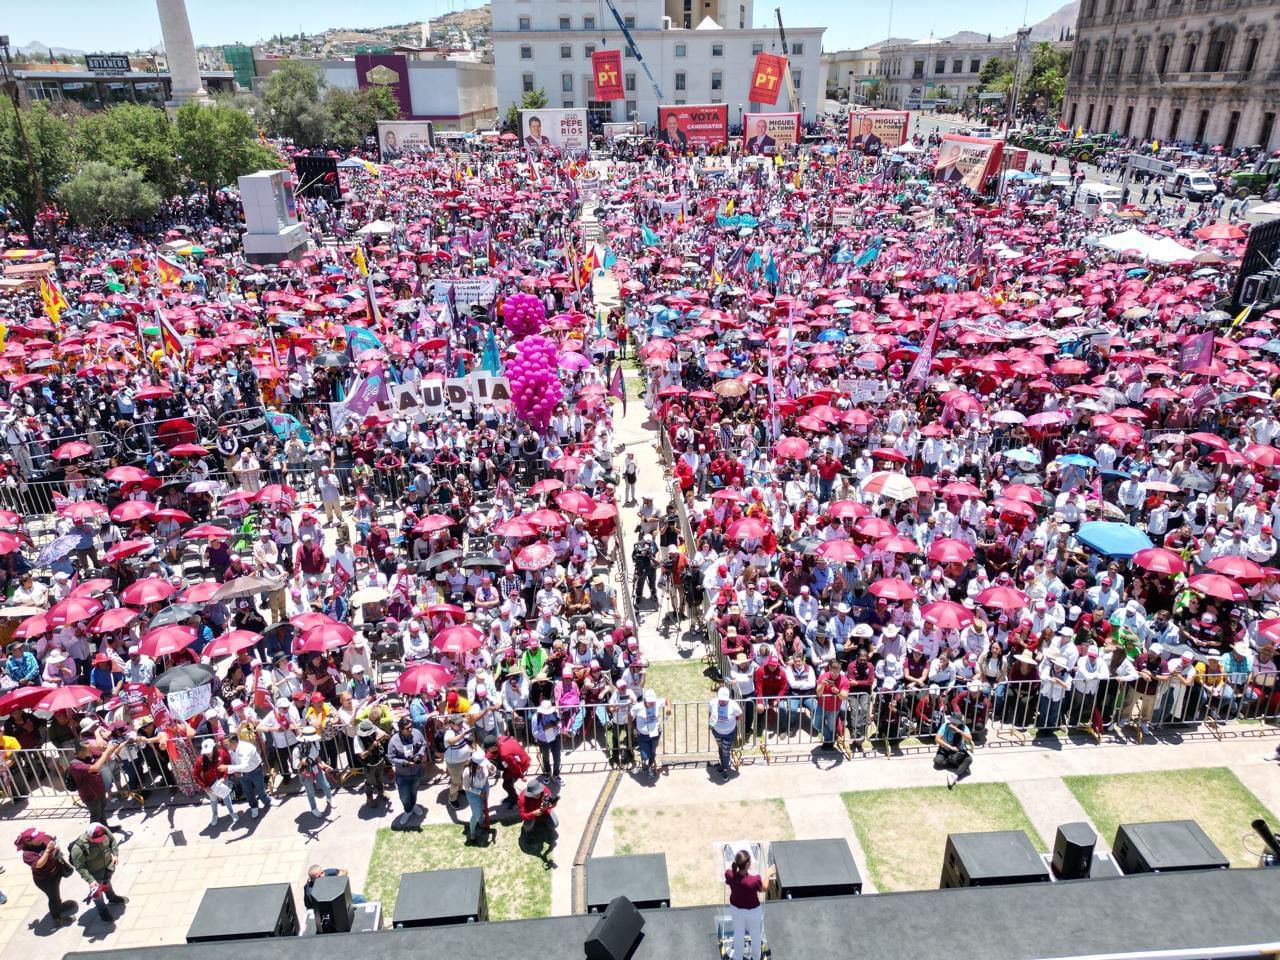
top-left (1164, 168), bottom-right (1218, 202)
top-left (1230, 156), bottom-right (1280, 199)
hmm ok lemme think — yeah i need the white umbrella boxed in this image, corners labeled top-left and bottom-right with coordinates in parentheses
top-left (990, 410), bottom-right (1026, 425)
top-left (861, 472), bottom-right (917, 501)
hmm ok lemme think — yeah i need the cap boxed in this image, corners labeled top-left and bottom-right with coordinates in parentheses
top-left (201, 739), bottom-right (216, 756)
top-left (716, 687), bottom-right (730, 701)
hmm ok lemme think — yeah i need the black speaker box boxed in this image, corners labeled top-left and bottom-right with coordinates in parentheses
top-left (1113, 821), bottom-right (1230, 875)
top-left (769, 838), bottom-right (863, 898)
top-left (585, 854), bottom-right (670, 912)
top-left (940, 831), bottom-right (1050, 889)
top-left (186, 883), bottom-right (299, 943)
top-left (310, 875), bottom-right (353, 934)
top-left (392, 868), bottom-right (487, 928)
top-left (1052, 822), bottom-right (1097, 880)
top-left (584, 896), bottom-right (646, 960)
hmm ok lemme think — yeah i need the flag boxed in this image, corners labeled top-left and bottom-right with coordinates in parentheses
top-left (39, 276), bottom-right (68, 325)
top-left (268, 329), bottom-right (280, 368)
top-left (481, 324), bottom-right (502, 375)
top-left (353, 245), bottom-right (369, 278)
top-left (678, 206), bottom-right (685, 225)
top-left (905, 315), bottom-right (942, 393)
top-left (446, 283), bottom-right (459, 328)
top-left (723, 243), bottom-right (746, 275)
top-left (135, 315), bottom-right (148, 357)
top-left (763, 254), bottom-right (779, 286)
top-left (724, 197), bottom-right (735, 217)
top-left (365, 271), bottom-right (382, 327)
top-left (854, 236), bottom-right (882, 268)
top-left (609, 365), bottom-right (627, 414)
top-left (1057, 118), bottom-right (1068, 132)
top-left (641, 225), bottom-right (661, 248)
top-left (155, 256), bottom-right (183, 285)
top-left (487, 235), bottom-right (497, 269)
top-left (1231, 304), bottom-right (1251, 330)
top-left (157, 309), bottom-right (184, 358)
top-left (1177, 331), bottom-right (1214, 372)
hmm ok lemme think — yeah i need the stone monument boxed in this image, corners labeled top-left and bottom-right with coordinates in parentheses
top-left (155, 0), bottom-right (211, 107)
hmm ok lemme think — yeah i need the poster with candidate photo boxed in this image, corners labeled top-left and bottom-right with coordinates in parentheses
top-left (847, 110), bottom-right (910, 151)
top-left (934, 135), bottom-right (1004, 191)
top-left (657, 104), bottom-right (729, 149)
top-left (742, 112), bottom-right (800, 156)
top-left (521, 109), bottom-right (589, 155)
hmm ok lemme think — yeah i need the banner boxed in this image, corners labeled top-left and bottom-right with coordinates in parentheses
top-left (847, 110), bottom-right (910, 150)
top-left (522, 108), bottom-right (589, 155)
top-left (934, 135), bottom-right (1004, 192)
top-left (603, 121), bottom-right (645, 141)
top-left (657, 104), bottom-right (729, 149)
top-left (1178, 331), bottom-right (1215, 372)
top-left (831, 206), bottom-right (857, 227)
top-left (376, 120), bottom-right (436, 160)
top-left (591, 49), bottom-right (625, 101)
top-left (166, 684), bottom-right (212, 722)
top-left (332, 371), bottom-right (389, 431)
top-left (431, 277), bottom-right (498, 307)
top-left (749, 52), bottom-right (788, 105)
top-left (742, 112), bottom-right (800, 156)
top-left (355, 54), bottom-right (413, 118)
top-left (905, 316), bottom-right (942, 392)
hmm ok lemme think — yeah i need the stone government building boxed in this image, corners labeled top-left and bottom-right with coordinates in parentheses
top-left (1062, 0), bottom-right (1280, 151)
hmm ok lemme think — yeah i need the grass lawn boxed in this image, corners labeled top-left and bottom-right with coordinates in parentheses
top-left (646, 659), bottom-right (718, 704)
top-left (365, 821), bottom-right (552, 921)
top-left (610, 799), bottom-right (794, 907)
top-left (1065, 767), bottom-right (1275, 868)
top-left (843, 783), bottom-right (1044, 892)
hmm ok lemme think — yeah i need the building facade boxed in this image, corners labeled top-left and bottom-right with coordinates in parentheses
top-left (875, 36), bottom-right (1070, 109)
top-left (1062, 0), bottom-right (1280, 151)
top-left (820, 47), bottom-right (881, 103)
top-left (14, 59), bottom-right (234, 108)
top-left (492, 0), bottom-right (824, 125)
top-left (664, 0), bottom-right (754, 30)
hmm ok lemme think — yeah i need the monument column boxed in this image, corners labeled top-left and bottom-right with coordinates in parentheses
top-left (155, 0), bottom-right (209, 105)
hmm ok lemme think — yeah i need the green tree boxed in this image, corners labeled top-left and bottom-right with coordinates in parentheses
top-left (974, 56), bottom-right (1015, 95)
top-left (61, 161), bottom-right (162, 227)
top-left (1024, 42), bottom-right (1072, 113)
top-left (325, 86), bottom-right (400, 148)
top-left (74, 103), bottom-right (180, 197)
top-left (261, 61), bottom-right (330, 145)
top-left (174, 103), bottom-right (279, 210)
top-left (0, 103), bottom-right (74, 238)
top-left (504, 87), bottom-right (549, 133)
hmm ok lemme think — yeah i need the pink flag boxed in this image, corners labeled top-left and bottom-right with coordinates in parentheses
top-left (1178, 331), bottom-right (1214, 373)
top-left (609, 365), bottom-right (627, 414)
top-left (904, 315), bottom-right (942, 393)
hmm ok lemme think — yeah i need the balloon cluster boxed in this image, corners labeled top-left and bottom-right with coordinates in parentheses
top-left (507, 336), bottom-right (564, 434)
top-left (502, 292), bottom-right (546, 339)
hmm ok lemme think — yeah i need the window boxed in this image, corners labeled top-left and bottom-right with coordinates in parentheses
top-left (792, 70), bottom-right (801, 88)
top-left (625, 73), bottom-right (636, 92)
top-left (935, 59), bottom-right (945, 73)
top-left (562, 73), bottom-right (574, 92)
top-left (675, 71), bottom-right (686, 91)
top-left (1123, 105), bottom-right (1134, 136)
top-left (684, 15), bottom-right (691, 27)
top-left (675, 44), bottom-right (687, 58)
top-left (1181, 42), bottom-right (1196, 73)
top-left (912, 59), bottom-right (924, 78)
top-left (1169, 107), bottom-right (1182, 139)
top-left (675, 99), bottom-right (686, 105)
top-left (624, 16), bottom-right (635, 27)
top-left (1225, 110), bottom-right (1240, 150)
top-left (752, 43), bottom-right (764, 55)
top-left (1260, 112), bottom-right (1276, 151)
top-left (520, 45), bottom-right (533, 60)
top-left (952, 59), bottom-right (963, 73)
top-left (522, 74), bottom-right (535, 93)
top-left (683, 0), bottom-right (691, 7)
top-left (584, 44), bottom-right (595, 58)
top-left (712, 44), bottom-right (724, 57)
top-left (625, 47), bottom-right (634, 58)
top-left (1195, 108), bottom-right (1209, 143)
top-left (1244, 37), bottom-right (1261, 72)
top-left (559, 16), bottom-right (571, 30)
top-left (792, 42), bottom-right (804, 55)
top-left (1204, 30), bottom-right (1230, 72)
top-left (518, 16), bottom-right (531, 30)
top-left (625, 99), bottom-right (637, 116)
top-left (563, 99), bottom-right (574, 108)
top-left (583, 15), bottom-right (595, 30)
top-left (1144, 106), bottom-right (1156, 140)
top-left (1157, 43), bottom-right (1170, 74)
top-left (560, 44), bottom-right (572, 59)
top-left (969, 58), bottom-right (980, 72)
top-left (739, 4), bottom-right (745, 28)
top-left (712, 71), bottom-right (722, 90)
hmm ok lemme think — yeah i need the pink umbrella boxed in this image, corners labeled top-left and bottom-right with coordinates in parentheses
top-left (110, 501), bottom-right (156, 523)
top-left (1204, 556), bottom-right (1265, 583)
top-left (921, 600), bottom-right (974, 631)
top-left (32, 685), bottom-right (102, 712)
top-left (0, 685), bottom-right (56, 716)
top-left (432, 624), bottom-right (484, 655)
top-left (826, 500), bottom-right (869, 520)
top-left (975, 586), bottom-right (1030, 610)
top-left (52, 440), bottom-right (95, 460)
top-left (414, 514), bottom-right (455, 533)
top-left (555, 490), bottom-right (598, 516)
top-left (494, 518), bottom-right (537, 538)
top-left (203, 630), bottom-right (262, 659)
top-left (178, 581), bottom-right (222, 603)
top-left (774, 437), bottom-right (811, 460)
top-left (13, 614), bottom-right (49, 639)
top-left (183, 524), bottom-right (236, 540)
top-left (298, 622), bottom-right (355, 653)
top-left (88, 607), bottom-right (140, 634)
top-left (1131, 547), bottom-right (1187, 576)
top-left (816, 539), bottom-right (864, 563)
top-left (139, 624), bottom-right (197, 658)
top-left (515, 543), bottom-right (556, 571)
top-left (727, 518), bottom-right (769, 540)
top-left (291, 612), bottom-right (336, 632)
top-left (120, 577), bottom-right (177, 606)
top-left (868, 578), bottom-right (916, 601)
top-left (397, 662), bottom-right (452, 696)
top-left (927, 539), bottom-right (975, 564)
top-left (874, 535), bottom-right (919, 555)
top-left (47, 595), bottom-right (104, 627)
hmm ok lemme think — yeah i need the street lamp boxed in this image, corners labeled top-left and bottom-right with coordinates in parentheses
top-left (737, 102), bottom-right (743, 130)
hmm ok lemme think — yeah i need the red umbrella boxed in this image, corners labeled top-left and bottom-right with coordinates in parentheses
top-left (815, 539), bottom-right (864, 563)
top-left (139, 624), bottom-right (197, 658)
top-left (414, 514), bottom-right (455, 533)
top-left (71, 578), bottom-right (113, 598)
top-left (89, 607), bottom-right (140, 634)
top-left (298, 622), bottom-right (355, 653)
top-left (975, 586), bottom-right (1030, 610)
top-left (60, 501), bottom-right (108, 522)
top-left (494, 518), bottom-right (537, 538)
top-left (826, 500), bottom-right (869, 520)
top-left (515, 543), bottom-right (556, 571)
top-left (874, 535), bottom-right (919, 554)
top-left (1205, 556), bottom-right (1265, 582)
top-left (921, 600), bottom-right (974, 631)
top-left (855, 517), bottom-right (896, 539)
top-left (1187, 573), bottom-right (1247, 601)
top-left (927, 538), bottom-right (975, 564)
top-left (291, 612), bottom-right (336, 632)
top-left (555, 490), bottom-right (598, 516)
top-left (774, 436), bottom-right (811, 460)
top-left (1131, 547), bottom-right (1187, 576)
top-left (183, 524), bottom-right (235, 540)
top-left (1258, 617), bottom-right (1280, 643)
top-left (528, 478), bottom-right (565, 495)
top-left (397, 662), bottom-right (452, 696)
top-left (178, 581), bottom-right (222, 603)
top-left (110, 501), bottom-right (156, 523)
top-left (1000, 483), bottom-right (1045, 505)
top-left (105, 466), bottom-right (150, 483)
top-left (940, 481), bottom-right (983, 499)
top-left (425, 603), bottom-right (467, 622)
top-left (32, 685), bottom-right (102, 712)
top-left (203, 630), bottom-right (262, 659)
top-left (13, 613), bottom-right (49, 639)
top-left (868, 577), bottom-right (916, 601)
top-left (526, 509), bottom-right (566, 530)
top-left (0, 685), bottom-right (56, 716)
top-left (47, 595), bottom-right (104, 627)
top-left (711, 489), bottom-right (749, 503)
top-left (152, 508), bottom-right (193, 524)
top-left (168, 443), bottom-right (210, 458)
top-left (432, 624), bottom-right (484, 655)
top-left (1194, 222), bottom-right (1246, 241)
top-left (727, 518), bottom-right (769, 540)
top-left (104, 539), bottom-right (154, 563)
top-left (120, 577), bottom-right (178, 606)
top-left (52, 440), bottom-right (95, 460)
top-left (255, 483), bottom-right (297, 507)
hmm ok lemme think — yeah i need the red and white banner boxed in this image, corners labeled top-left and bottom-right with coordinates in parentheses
top-left (742, 112), bottom-right (800, 156)
top-left (934, 135), bottom-right (1004, 191)
top-left (748, 53), bottom-right (787, 105)
top-left (847, 110), bottom-right (910, 150)
top-left (591, 50), bottom-right (624, 101)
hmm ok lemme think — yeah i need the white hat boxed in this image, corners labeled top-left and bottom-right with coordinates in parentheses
top-left (716, 686), bottom-right (730, 701)
top-left (537, 700), bottom-right (555, 715)
top-left (643, 688), bottom-right (657, 703)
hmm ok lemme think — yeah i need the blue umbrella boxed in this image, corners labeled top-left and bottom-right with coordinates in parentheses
top-left (1056, 453), bottom-right (1099, 468)
top-left (36, 534), bottom-right (79, 568)
top-left (817, 329), bottom-right (846, 342)
top-left (1100, 469), bottom-right (1132, 480)
top-left (1075, 521), bottom-right (1153, 558)
top-left (1004, 447), bottom-right (1042, 466)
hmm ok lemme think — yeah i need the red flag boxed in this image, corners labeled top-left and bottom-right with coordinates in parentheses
top-left (591, 50), bottom-right (624, 101)
top-left (488, 235), bottom-right (497, 269)
top-left (609, 365), bottom-right (627, 414)
top-left (749, 53), bottom-right (787, 105)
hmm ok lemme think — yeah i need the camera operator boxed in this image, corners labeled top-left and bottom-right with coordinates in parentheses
top-left (517, 778), bottom-right (560, 865)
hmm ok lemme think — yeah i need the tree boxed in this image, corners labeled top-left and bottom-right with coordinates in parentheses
top-left (0, 103), bottom-right (74, 238)
top-left (174, 103), bottom-right (279, 209)
top-left (1023, 42), bottom-right (1072, 114)
top-left (74, 103), bottom-right (180, 197)
top-left (61, 161), bottom-right (161, 227)
top-left (261, 61), bottom-right (330, 145)
top-left (504, 88), bottom-right (548, 133)
top-left (974, 56), bottom-right (1015, 96)
top-left (326, 86), bottom-right (400, 148)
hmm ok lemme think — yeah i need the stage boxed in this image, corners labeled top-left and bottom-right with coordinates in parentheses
top-left (67, 868), bottom-right (1280, 960)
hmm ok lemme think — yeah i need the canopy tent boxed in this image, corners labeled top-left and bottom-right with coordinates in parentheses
top-left (1096, 229), bottom-right (1198, 264)
top-left (356, 219), bottom-right (396, 237)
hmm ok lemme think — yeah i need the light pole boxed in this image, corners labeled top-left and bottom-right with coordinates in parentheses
top-left (0, 37), bottom-right (44, 215)
top-left (737, 102), bottom-right (743, 132)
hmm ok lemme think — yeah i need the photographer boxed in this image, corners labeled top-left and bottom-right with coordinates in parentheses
top-left (387, 715), bottom-right (427, 824)
top-left (517, 779), bottom-right (559, 865)
top-left (353, 718), bottom-right (388, 806)
top-left (934, 710), bottom-right (975, 789)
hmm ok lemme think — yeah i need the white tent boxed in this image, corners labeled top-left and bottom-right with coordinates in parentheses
top-left (1097, 228), bottom-right (1197, 263)
top-left (356, 220), bottom-right (396, 237)
top-left (1250, 201), bottom-right (1280, 217)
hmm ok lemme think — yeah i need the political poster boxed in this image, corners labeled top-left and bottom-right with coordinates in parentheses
top-left (742, 112), bottom-right (800, 156)
top-left (591, 49), bottom-right (624, 101)
top-left (430, 277), bottom-right (498, 307)
top-left (831, 206), bottom-right (857, 227)
top-left (657, 104), bottom-right (729, 149)
top-left (522, 108), bottom-right (589, 155)
top-left (748, 52), bottom-right (787, 105)
top-left (934, 135), bottom-right (1004, 192)
top-left (603, 121), bottom-right (646, 141)
top-left (355, 54), bottom-right (413, 117)
top-left (376, 120), bottom-right (436, 160)
top-left (847, 110), bottom-right (910, 151)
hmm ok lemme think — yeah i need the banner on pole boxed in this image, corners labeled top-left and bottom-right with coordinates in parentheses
top-left (591, 50), bottom-right (625, 100)
top-left (749, 53), bottom-right (787, 105)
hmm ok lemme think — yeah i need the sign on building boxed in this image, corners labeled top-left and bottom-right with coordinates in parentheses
top-left (85, 54), bottom-right (131, 74)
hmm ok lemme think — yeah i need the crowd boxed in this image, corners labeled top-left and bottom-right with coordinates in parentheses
top-left (0, 114), bottom-right (1279, 927)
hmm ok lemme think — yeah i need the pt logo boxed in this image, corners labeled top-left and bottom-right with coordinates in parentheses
top-left (598, 67), bottom-right (618, 85)
top-left (755, 71), bottom-right (779, 91)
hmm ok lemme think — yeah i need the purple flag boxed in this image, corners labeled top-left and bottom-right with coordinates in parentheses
top-left (1178, 331), bottom-right (1214, 373)
top-left (904, 315), bottom-right (942, 393)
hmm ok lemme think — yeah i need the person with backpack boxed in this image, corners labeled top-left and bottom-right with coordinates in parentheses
top-left (68, 824), bottom-right (128, 923)
top-left (483, 732), bottom-right (530, 808)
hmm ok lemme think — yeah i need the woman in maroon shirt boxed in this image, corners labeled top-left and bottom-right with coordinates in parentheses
top-left (724, 849), bottom-right (773, 960)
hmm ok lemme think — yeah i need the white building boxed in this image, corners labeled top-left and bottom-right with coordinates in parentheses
top-left (875, 36), bottom-right (1069, 109)
top-left (820, 47), bottom-right (881, 103)
top-left (492, 0), bottom-right (824, 126)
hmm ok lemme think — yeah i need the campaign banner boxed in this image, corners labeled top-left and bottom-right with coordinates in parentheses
top-left (934, 135), bottom-right (1004, 191)
top-left (591, 49), bottom-right (624, 101)
top-left (332, 371), bottom-right (389, 431)
top-left (742, 112), bottom-right (800, 156)
top-left (522, 108), bottom-right (589, 155)
top-left (657, 104), bottom-right (729, 149)
top-left (355, 54), bottom-right (413, 118)
top-left (749, 52), bottom-right (787, 105)
top-left (603, 121), bottom-right (645, 141)
top-left (430, 277), bottom-right (498, 307)
top-left (831, 206), bottom-right (857, 227)
top-left (847, 110), bottom-right (910, 150)
top-left (376, 120), bottom-right (436, 159)
top-left (1178, 331), bottom-right (1215, 372)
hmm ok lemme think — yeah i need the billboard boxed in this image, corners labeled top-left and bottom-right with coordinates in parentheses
top-left (847, 110), bottom-right (910, 150)
top-left (591, 49), bottom-right (624, 101)
top-left (603, 121), bottom-right (645, 141)
top-left (657, 104), bottom-right (729, 149)
top-left (521, 108), bottom-right (589, 155)
top-left (749, 52), bottom-right (788, 105)
top-left (935, 135), bottom-right (1004, 191)
top-left (376, 120), bottom-right (436, 159)
top-left (355, 54), bottom-right (413, 118)
top-left (293, 155), bottom-right (341, 202)
top-left (742, 112), bottom-right (800, 156)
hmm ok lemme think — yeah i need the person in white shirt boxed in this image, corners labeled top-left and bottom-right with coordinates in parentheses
top-left (1247, 525), bottom-right (1278, 564)
top-left (223, 726), bottom-right (271, 817)
top-left (630, 689), bottom-right (665, 778)
top-left (707, 686), bottom-right (743, 776)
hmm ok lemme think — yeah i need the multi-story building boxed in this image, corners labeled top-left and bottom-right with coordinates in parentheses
top-left (1061, 0), bottom-right (1280, 151)
top-left (492, 0), bottom-right (824, 126)
top-left (664, 0), bottom-right (753, 30)
top-left (875, 36), bottom-right (1071, 109)
top-left (820, 47), bottom-right (881, 103)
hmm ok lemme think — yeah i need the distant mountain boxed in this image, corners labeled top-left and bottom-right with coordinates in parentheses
top-left (17, 41), bottom-right (86, 58)
top-left (1000, 1), bottom-right (1079, 41)
top-left (867, 37), bottom-right (916, 49)
top-left (941, 31), bottom-right (992, 44)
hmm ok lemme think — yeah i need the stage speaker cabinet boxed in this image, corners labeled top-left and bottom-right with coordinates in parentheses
top-left (1052, 822), bottom-right (1097, 881)
top-left (186, 883), bottom-right (300, 943)
top-left (1241, 273), bottom-right (1269, 305)
top-left (584, 895), bottom-right (646, 960)
top-left (940, 831), bottom-right (1051, 889)
top-left (1112, 821), bottom-right (1230, 875)
top-left (768, 838), bottom-right (863, 898)
top-left (392, 868), bottom-right (487, 928)
top-left (310, 875), bottom-right (354, 934)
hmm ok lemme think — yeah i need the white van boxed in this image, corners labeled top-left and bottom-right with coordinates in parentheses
top-left (1077, 182), bottom-right (1124, 212)
top-left (1165, 168), bottom-right (1217, 201)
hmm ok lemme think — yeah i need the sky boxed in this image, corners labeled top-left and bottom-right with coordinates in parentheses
top-left (9, 0), bottom-right (1070, 54)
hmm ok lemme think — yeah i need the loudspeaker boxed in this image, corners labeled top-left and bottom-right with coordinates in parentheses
top-left (186, 884), bottom-right (299, 943)
top-left (309, 875), bottom-right (353, 934)
top-left (585, 854), bottom-right (670, 912)
top-left (940, 831), bottom-right (1050, 889)
top-left (1052, 822), bottom-right (1097, 881)
top-left (769, 838), bottom-right (863, 898)
top-left (392, 868), bottom-right (488, 928)
top-left (584, 896), bottom-right (646, 960)
top-left (1113, 821), bottom-right (1230, 875)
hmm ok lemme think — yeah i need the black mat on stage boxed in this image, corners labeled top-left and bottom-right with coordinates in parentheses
top-left (70, 867), bottom-right (1280, 960)
top-left (585, 854), bottom-right (671, 912)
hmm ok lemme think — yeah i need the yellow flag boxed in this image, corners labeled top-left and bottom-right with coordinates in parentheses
top-left (725, 198), bottom-right (735, 217)
top-left (362, 160), bottom-right (379, 176)
top-left (353, 246), bottom-right (369, 278)
top-left (0, 323), bottom-right (8, 348)
top-left (1231, 304), bottom-right (1251, 329)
